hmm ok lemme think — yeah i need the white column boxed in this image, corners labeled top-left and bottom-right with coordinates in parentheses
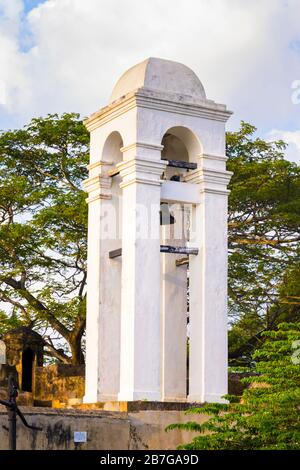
top-left (161, 205), bottom-right (187, 401)
top-left (83, 162), bottom-right (121, 403)
top-left (118, 156), bottom-right (166, 401)
top-left (185, 165), bottom-right (232, 403)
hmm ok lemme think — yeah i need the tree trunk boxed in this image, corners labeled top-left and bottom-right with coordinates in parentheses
top-left (69, 335), bottom-right (85, 365)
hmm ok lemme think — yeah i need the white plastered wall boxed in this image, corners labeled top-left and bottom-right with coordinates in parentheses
top-left (84, 89), bottom-right (232, 403)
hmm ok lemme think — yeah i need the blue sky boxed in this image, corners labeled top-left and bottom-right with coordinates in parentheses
top-left (23, 0), bottom-right (45, 13)
top-left (0, 0), bottom-right (300, 162)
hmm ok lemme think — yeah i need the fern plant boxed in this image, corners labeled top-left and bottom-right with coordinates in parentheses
top-left (167, 323), bottom-right (300, 450)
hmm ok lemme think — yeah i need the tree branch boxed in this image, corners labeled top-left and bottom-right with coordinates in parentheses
top-left (2, 276), bottom-right (71, 340)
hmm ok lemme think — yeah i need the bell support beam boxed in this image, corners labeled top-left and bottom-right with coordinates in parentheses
top-left (108, 159), bottom-right (197, 177)
top-left (161, 180), bottom-right (201, 204)
top-left (109, 245), bottom-right (198, 259)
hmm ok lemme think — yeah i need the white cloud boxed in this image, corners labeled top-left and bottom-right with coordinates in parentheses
top-left (0, 0), bottom-right (300, 134)
top-left (267, 129), bottom-right (300, 164)
top-left (0, 79), bottom-right (6, 105)
top-left (0, 0), bottom-right (23, 35)
top-left (0, 0), bottom-right (31, 119)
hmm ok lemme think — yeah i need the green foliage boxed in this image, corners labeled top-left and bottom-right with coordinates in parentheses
top-left (167, 323), bottom-right (300, 450)
top-left (227, 122), bottom-right (300, 364)
top-left (0, 116), bottom-right (299, 365)
top-left (0, 113), bottom-right (89, 363)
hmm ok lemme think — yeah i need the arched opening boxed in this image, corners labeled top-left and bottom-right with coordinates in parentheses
top-left (160, 126), bottom-right (202, 401)
top-left (100, 131), bottom-right (124, 399)
top-left (21, 347), bottom-right (35, 392)
top-left (102, 131), bottom-right (123, 166)
top-left (162, 126), bottom-right (202, 156)
top-left (102, 131), bottom-right (123, 239)
top-left (161, 126), bottom-right (202, 182)
top-left (162, 133), bottom-right (189, 162)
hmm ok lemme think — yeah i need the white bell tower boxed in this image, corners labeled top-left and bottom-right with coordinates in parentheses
top-left (83, 58), bottom-right (232, 404)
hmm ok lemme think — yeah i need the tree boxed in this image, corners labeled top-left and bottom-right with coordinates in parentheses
top-left (0, 113), bottom-right (89, 364)
top-left (167, 322), bottom-right (300, 450)
top-left (0, 116), bottom-right (299, 365)
top-left (227, 122), bottom-right (300, 364)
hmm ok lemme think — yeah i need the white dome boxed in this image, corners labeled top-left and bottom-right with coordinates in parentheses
top-left (109, 57), bottom-right (206, 103)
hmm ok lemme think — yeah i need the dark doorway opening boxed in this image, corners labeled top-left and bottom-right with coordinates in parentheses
top-left (21, 348), bottom-right (35, 392)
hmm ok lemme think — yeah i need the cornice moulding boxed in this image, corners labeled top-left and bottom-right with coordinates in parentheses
top-left (184, 168), bottom-right (233, 186)
top-left (201, 153), bottom-right (228, 162)
top-left (121, 142), bottom-right (164, 153)
top-left (85, 193), bottom-right (112, 203)
top-left (117, 157), bottom-right (166, 188)
top-left (85, 90), bottom-right (233, 131)
top-left (83, 175), bottom-right (112, 192)
top-left (87, 160), bottom-right (113, 171)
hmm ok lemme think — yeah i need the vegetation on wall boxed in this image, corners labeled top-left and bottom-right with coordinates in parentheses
top-left (167, 322), bottom-right (300, 450)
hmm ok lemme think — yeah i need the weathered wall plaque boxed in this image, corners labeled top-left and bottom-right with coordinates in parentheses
top-left (0, 340), bottom-right (6, 364)
top-left (74, 431), bottom-right (87, 443)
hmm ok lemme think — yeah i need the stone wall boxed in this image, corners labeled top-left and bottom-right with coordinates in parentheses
top-left (34, 364), bottom-right (85, 406)
top-left (228, 372), bottom-right (259, 396)
top-left (0, 364), bottom-right (18, 388)
top-left (0, 407), bottom-right (209, 450)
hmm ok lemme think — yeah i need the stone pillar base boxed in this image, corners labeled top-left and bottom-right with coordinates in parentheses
top-left (74, 400), bottom-right (204, 413)
top-left (188, 394), bottom-right (228, 404)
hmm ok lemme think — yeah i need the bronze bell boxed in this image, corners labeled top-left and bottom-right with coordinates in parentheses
top-left (160, 203), bottom-right (175, 225)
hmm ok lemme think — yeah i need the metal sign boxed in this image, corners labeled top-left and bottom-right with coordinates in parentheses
top-left (74, 431), bottom-right (87, 443)
top-left (0, 340), bottom-right (6, 364)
